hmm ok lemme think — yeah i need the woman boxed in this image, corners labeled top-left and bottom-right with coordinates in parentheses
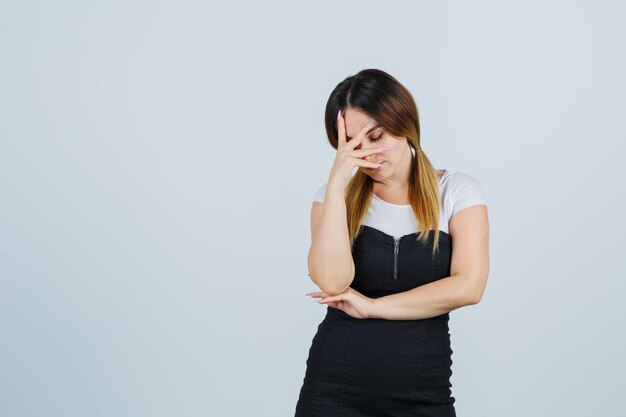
top-left (294, 69), bottom-right (490, 417)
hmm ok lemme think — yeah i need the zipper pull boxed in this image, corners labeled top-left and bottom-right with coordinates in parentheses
top-left (393, 237), bottom-right (400, 279)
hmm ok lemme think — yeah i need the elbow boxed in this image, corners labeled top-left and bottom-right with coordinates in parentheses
top-left (466, 283), bottom-right (486, 305)
top-left (320, 283), bottom-right (351, 296)
top-left (467, 293), bottom-right (482, 305)
top-left (308, 273), bottom-right (353, 296)
top-left (458, 275), bottom-right (485, 306)
top-left (457, 270), bottom-right (488, 306)
top-left (307, 253), bottom-right (355, 296)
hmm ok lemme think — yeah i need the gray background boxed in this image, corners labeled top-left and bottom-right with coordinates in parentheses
top-left (1, 1), bottom-right (624, 416)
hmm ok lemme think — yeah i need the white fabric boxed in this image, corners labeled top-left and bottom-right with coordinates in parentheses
top-left (311, 169), bottom-right (487, 237)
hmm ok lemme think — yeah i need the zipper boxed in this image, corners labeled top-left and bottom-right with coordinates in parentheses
top-left (393, 237), bottom-right (400, 279)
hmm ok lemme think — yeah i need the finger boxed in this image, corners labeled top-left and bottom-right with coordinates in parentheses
top-left (306, 291), bottom-right (329, 296)
top-left (320, 300), bottom-right (340, 309)
top-left (351, 156), bottom-right (383, 169)
top-left (306, 292), bottom-right (328, 298)
top-left (320, 293), bottom-right (344, 303)
top-left (346, 118), bottom-right (379, 151)
top-left (337, 110), bottom-right (346, 147)
top-left (352, 146), bottom-right (386, 159)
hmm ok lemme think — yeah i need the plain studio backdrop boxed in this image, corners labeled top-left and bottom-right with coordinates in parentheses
top-left (1, 1), bottom-right (624, 416)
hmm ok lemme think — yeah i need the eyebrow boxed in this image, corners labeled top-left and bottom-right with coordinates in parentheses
top-left (347, 124), bottom-right (381, 140)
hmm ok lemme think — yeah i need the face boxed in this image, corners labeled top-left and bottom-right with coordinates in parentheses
top-left (343, 108), bottom-right (412, 183)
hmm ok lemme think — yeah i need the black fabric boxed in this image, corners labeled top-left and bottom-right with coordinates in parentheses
top-left (295, 225), bottom-right (456, 417)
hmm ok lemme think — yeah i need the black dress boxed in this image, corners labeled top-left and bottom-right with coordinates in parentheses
top-left (294, 224), bottom-right (456, 417)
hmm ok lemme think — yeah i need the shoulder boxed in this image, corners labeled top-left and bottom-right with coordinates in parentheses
top-left (447, 170), bottom-right (484, 188)
top-left (444, 170), bottom-right (488, 216)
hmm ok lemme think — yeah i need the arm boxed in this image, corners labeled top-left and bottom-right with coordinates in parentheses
top-left (307, 181), bottom-right (355, 296)
top-left (369, 204), bottom-right (490, 320)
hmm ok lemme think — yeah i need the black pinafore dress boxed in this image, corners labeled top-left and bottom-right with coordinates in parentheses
top-left (295, 224), bottom-right (456, 417)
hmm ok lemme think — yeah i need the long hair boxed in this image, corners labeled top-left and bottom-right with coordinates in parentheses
top-left (324, 69), bottom-right (443, 255)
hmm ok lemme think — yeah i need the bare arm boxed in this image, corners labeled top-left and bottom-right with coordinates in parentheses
top-left (368, 204), bottom-right (490, 320)
top-left (307, 111), bottom-right (383, 296)
top-left (307, 181), bottom-right (355, 296)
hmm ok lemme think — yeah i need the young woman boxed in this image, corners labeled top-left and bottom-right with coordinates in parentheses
top-left (294, 69), bottom-right (490, 417)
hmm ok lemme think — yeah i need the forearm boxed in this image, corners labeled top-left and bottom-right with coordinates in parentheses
top-left (369, 275), bottom-right (478, 320)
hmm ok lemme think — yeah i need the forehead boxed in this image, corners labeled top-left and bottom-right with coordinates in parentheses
top-left (343, 108), bottom-right (377, 138)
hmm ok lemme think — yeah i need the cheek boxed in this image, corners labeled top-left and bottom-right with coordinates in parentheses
top-left (386, 145), bottom-right (403, 161)
top-left (380, 149), bottom-right (405, 169)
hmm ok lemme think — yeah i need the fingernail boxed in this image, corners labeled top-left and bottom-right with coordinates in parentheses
top-left (377, 146), bottom-right (387, 151)
top-left (337, 110), bottom-right (341, 120)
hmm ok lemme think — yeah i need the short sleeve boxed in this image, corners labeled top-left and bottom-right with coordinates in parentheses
top-left (312, 183), bottom-right (327, 203)
top-left (450, 173), bottom-right (487, 217)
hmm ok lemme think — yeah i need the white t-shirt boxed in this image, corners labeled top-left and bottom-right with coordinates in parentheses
top-left (312, 169), bottom-right (487, 237)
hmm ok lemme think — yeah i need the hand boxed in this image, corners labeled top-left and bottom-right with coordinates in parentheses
top-left (328, 110), bottom-right (386, 188)
top-left (306, 287), bottom-right (375, 319)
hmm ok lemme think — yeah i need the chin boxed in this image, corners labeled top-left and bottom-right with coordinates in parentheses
top-left (360, 162), bottom-right (390, 179)
top-left (366, 169), bottom-right (387, 180)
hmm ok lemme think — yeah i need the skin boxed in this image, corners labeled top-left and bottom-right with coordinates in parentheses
top-left (306, 108), bottom-right (489, 320)
top-left (344, 108), bottom-right (416, 204)
top-left (306, 110), bottom-right (385, 295)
